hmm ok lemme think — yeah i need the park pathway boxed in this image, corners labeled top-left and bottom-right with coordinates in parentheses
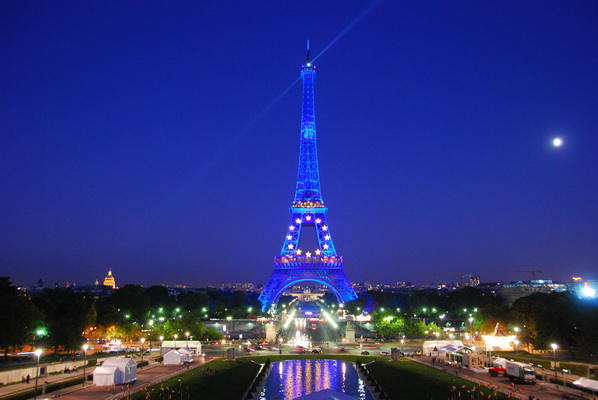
top-left (0, 355), bottom-right (216, 400)
top-left (414, 355), bottom-right (595, 400)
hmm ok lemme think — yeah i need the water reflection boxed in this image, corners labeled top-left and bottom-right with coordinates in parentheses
top-left (259, 359), bottom-right (373, 400)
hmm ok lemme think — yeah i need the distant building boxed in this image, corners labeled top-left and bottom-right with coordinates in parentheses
top-left (500, 280), bottom-right (566, 306)
top-left (103, 269), bottom-right (116, 289)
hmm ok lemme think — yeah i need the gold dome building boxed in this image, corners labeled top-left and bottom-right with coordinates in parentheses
top-left (103, 269), bottom-right (116, 289)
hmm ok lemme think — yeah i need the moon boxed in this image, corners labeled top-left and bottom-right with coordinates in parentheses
top-left (552, 137), bottom-right (563, 147)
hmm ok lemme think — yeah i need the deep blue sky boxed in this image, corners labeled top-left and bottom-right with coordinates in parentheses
top-left (2, 1), bottom-right (597, 287)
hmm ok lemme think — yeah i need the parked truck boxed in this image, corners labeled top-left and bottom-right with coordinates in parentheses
top-left (489, 359), bottom-right (536, 384)
top-left (505, 361), bottom-right (536, 384)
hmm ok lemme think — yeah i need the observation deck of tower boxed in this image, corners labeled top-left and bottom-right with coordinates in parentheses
top-left (259, 45), bottom-right (358, 312)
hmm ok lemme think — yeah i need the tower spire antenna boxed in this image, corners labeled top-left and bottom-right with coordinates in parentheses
top-left (305, 39), bottom-right (311, 64)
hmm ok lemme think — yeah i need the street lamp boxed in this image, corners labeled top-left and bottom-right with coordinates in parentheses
top-left (468, 317), bottom-right (474, 343)
top-left (185, 331), bottom-right (190, 342)
top-left (401, 338), bottom-right (405, 354)
top-left (513, 340), bottom-right (519, 356)
top-left (140, 338), bottom-right (145, 369)
top-left (551, 343), bottom-right (558, 384)
top-left (174, 334), bottom-right (178, 349)
top-left (33, 349), bottom-right (42, 399)
top-left (82, 344), bottom-right (89, 386)
top-left (159, 336), bottom-right (164, 363)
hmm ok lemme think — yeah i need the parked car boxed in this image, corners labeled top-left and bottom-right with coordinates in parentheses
top-left (312, 349), bottom-right (322, 354)
top-left (379, 351), bottom-right (390, 356)
top-left (360, 350), bottom-right (370, 355)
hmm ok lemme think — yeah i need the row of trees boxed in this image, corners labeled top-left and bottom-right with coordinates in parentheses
top-left (351, 288), bottom-right (598, 358)
top-left (0, 278), bottom-right (262, 356)
top-left (1, 276), bottom-right (597, 359)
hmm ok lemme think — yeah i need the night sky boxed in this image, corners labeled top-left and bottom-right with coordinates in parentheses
top-left (2, 1), bottom-right (597, 287)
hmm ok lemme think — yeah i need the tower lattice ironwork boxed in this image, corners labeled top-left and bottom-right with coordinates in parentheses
top-left (259, 46), bottom-right (358, 312)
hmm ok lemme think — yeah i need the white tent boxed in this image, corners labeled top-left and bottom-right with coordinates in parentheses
top-left (164, 350), bottom-right (185, 365)
top-left (177, 347), bottom-right (193, 362)
top-left (422, 340), bottom-right (464, 355)
top-left (93, 357), bottom-right (137, 386)
top-left (573, 378), bottom-right (598, 393)
top-left (161, 340), bottom-right (201, 355)
top-left (93, 366), bottom-right (119, 386)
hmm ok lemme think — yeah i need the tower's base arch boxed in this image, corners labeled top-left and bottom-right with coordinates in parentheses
top-left (259, 258), bottom-right (357, 312)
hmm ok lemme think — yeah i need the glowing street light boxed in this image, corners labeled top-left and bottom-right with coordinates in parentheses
top-left (551, 343), bottom-right (558, 384)
top-left (82, 344), bottom-right (89, 386)
top-left (159, 336), bottom-right (164, 363)
top-left (140, 338), bottom-right (145, 369)
top-left (513, 339), bottom-right (520, 356)
top-left (401, 338), bottom-right (405, 353)
top-left (33, 349), bottom-right (42, 399)
top-left (468, 317), bottom-right (474, 343)
top-left (173, 334), bottom-right (178, 349)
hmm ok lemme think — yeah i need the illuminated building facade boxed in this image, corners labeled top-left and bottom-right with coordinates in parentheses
top-left (103, 268), bottom-right (116, 289)
top-left (259, 46), bottom-right (358, 312)
top-left (500, 280), bottom-right (566, 306)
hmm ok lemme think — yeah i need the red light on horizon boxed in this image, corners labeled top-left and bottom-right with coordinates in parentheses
top-left (572, 277), bottom-right (583, 281)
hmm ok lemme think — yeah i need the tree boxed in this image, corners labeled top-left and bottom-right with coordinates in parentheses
top-left (95, 304), bottom-right (124, 328)
top-left (145, 285), bottom-right (174, 310)
top-left (33, 288), bottom-right (96, 353)
top-left (178, 291), bottom-right (210, 312)
top-left (374, 317), bottom-right (405, 340)
top-left (0, 277), bottom-right (40, 357)
top-left (204, 327), bottom-right (224, 341)
top-left (104, 284), bottom-right (149, 322)
top-left (510, 292), bottom-right (550, 350)
top-left (534, 292), bottom-right (583, 356)
top-left (476, 304), bottom-right (510, 334)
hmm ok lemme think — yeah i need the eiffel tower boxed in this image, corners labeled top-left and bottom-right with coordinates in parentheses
top-left (259, 45), bottom-right (358, 312)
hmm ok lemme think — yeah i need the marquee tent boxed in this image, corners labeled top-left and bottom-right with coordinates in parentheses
top-left (482, 323), bottom-right (515, 351)
top-left (93, 366), bottom-right (118, 386)
top-left (93, 357), bottom-right (137, 386)
top-left (422, 340), bottom-right (464, 355)
top-left (573, 378), bottom-right (598, 393)
top-left (161, 340), bottom-right (201, 355)
top-left (164, 350), bottom-right (186, 365)
top-left (177, 347), bottom-right (193, 362)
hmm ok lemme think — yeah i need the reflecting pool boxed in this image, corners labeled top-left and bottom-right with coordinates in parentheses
top-left (259, 359), bottom-right (373, 399)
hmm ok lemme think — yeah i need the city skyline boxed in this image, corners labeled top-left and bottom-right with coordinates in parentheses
top-left (2, 2), bottom-right (597, 287)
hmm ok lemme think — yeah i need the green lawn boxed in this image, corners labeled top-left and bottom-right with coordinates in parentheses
top-left (365, 359), bottom-right (512, 400)
top-left (129, 355), bottom-right (519, 400)
top-left (130, 359), bottom-right (261, 400)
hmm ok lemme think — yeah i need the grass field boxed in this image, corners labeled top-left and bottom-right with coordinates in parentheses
top-left (127, 354), bottom-right (517, 400)
top-left (365, 359), bottom-right (511, 400)
top-left (130, 359), bottom-right (261, 400)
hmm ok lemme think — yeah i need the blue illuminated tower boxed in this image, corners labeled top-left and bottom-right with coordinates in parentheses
top-left (259, 46), bottom-right (358, 312)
